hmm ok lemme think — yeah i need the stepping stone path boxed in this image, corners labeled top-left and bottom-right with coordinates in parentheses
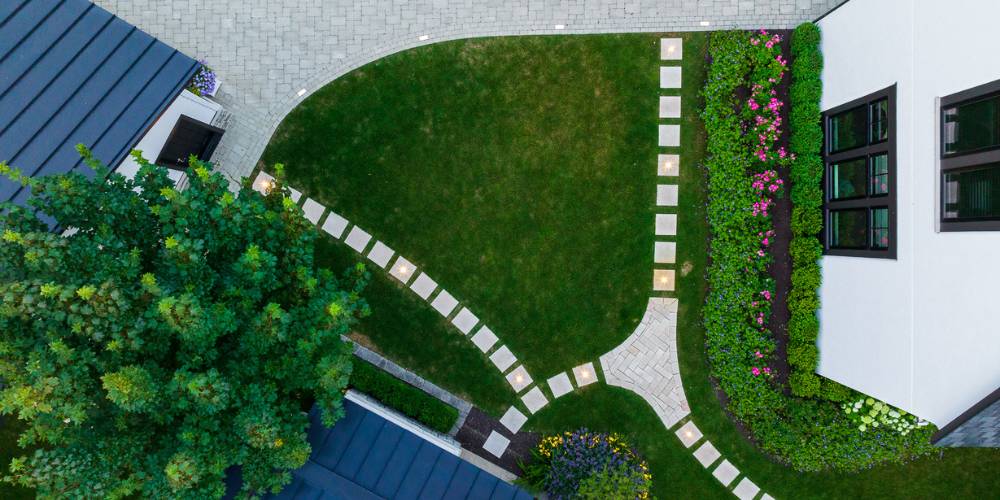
top-left (430, 289), bottom-right (459, 316)
top-left (500, 407), bottom-right (528, 434)
top-left (713, 459), bottom-right (740, 487)
top-left (598, 39), bottom-right (779, 499)
top-left (367, 241), bottom-right (394, 268)
top-left (483, 431), bottom-right (510, 459)
top-left (251, 39), bottom-right (781, 493)
top-left (302, 198), bottom-right (325, 224)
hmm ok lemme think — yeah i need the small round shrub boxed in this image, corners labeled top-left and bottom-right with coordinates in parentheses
top-left (522, 429), bottom-right (651, 499)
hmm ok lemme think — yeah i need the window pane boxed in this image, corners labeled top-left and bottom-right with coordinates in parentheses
top-left (871, 207), bottom-right (889, 249)
top-left (943, 164), bottom-right (1000, 220)
top-left (830, 158), bottom-right (867, 199)
top-left (871, 154), bottom-right (889, 195)
top-left (943, 94), bottom-right (1000, 155)
top-left (830, 209), bottom-right (868, 248)
top-left (829, 105), bottom-right (868, 153)
top-left (870, 99), bottom-right (889, 143)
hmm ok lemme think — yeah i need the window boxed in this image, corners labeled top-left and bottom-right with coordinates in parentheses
top-left (822, 85), bottom-right (896, 258)
top-left (155, 115), bottom-right (225, 170)
top-left (940, 79), bottom-right (1000, 230)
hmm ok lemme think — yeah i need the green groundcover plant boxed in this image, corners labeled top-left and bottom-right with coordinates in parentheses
top-left (701, 28), bottom-right (934, 471)
top-left (522, 429), bottom-right (652, 499)
top-left (0, 151), bottom-right (367, 498)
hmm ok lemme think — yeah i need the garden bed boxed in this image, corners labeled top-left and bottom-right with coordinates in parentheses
top-left (701, 27), bottom-right (935, 472)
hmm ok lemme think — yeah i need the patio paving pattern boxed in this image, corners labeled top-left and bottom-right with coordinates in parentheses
top-left (94, 0), bottom-right (843, 188)
top-left (600, 297), bottom-right (689, 429)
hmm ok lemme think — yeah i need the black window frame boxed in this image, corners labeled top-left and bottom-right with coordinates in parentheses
top-left (940, 78), bottom-right (1000, 231)
top-left (822, 85), bottom-right (897, 259)
top-left (155, 115), bottom-right (225, 170)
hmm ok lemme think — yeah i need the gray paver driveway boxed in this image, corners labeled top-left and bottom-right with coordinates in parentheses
top-left (95, 0), bottom-right (841, 183)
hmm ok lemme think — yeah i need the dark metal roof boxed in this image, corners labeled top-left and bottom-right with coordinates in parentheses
top-left (265, 400), bottom-right (533, 500)
top-left (0, 0), bottom-right (198, 207)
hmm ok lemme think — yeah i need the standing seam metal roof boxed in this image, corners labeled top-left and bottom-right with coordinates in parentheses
top-left (263, 400), bottom-right (533, 500)
top-left (0, 0), bottom-right (198, 207)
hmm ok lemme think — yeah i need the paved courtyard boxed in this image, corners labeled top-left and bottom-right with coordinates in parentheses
top-left (96, 0), bottom-right (841, 184)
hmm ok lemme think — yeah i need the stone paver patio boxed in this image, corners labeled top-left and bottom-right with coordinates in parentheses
top-left (94, 0), bottom-right (842, 187)
top-left (600, 297), bottom-right (689, 429)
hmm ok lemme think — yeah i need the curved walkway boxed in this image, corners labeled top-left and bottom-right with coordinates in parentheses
top-left (96, 0), bottom-right (840, 186)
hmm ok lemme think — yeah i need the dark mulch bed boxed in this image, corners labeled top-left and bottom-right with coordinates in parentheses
top-left (767, 30), bottom-right (794, 391)
top-left (456, 407), bottom-right (540, 475)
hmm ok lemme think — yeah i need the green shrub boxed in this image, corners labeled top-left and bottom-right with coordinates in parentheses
top-left (349, 360), bottom-right (459, 434)
top-left (790, 371), bottom-right (821, 398)
top-left (822, 380), bottom-right (852, 402)
top-left (788, 344), bottom-right (819, 370)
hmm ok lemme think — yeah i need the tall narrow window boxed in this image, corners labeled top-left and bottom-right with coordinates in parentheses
top-left (822, 85), bottom-right (896, 258)
top-left (941, 79), bottom-right (1000, 230)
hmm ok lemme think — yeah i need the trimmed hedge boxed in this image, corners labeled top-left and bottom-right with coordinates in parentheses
top-left (787, 22), bottom-right (825, 397)
top-left (701, 27), bottom-right (935, 471)
top-left (349, 360), bottom-right (459, 434)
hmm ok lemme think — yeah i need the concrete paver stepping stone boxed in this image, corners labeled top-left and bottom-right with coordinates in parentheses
top-left (430, 289), bottom-right (458, 317)
top-left (288, 187), bottom-right (302, 203)
top-left (572, 362), bottom-right (598, 387)
top-left (659, 95), bottom-right (681, 118)
top-left (658, 124), bottom-right (680, 147)
top-left (409, 273), bottom-right (438, 300)
top-left (506, 365), bottom-right (533, 393)
top-left (660, 66), bottom-right (682, 88)
top-left (252, 171), bottom-right (274, 193)
top-left (653, 269), bottom-right (676, 291)
top-left (676, 420), bottom-right (703, 448)
top-left (500, 406), bottom-right (528, 433)
top-left (655, 213), bottom-right (677, 236)
top-left (483, 431), bottom-right (510, 458)
top-left (471, 326), bottom-right (499, 352)
top-left (547, 372), bottom-right (573, 398)
top-left (693, 440), bottom-right (721, 468)
top-left (733, 478), bottom-right (760, 500)
top-left (762, 494), bottom-right (776, 500)
top-left (321, 211), bottom-right (349, 239)
top-left (660, 38), bottom-right (683, 60)
top-left (658, 154), bottom-right (680, 176)
top-left (712, 459), bottom-right (740, 487)
top-left (344, 226), bottom-right (372, 253)
top-left (389, 255), bottom-right (416, 284)
top-left (451, 307), bottom-right (479, 335)
top-left (302, 198), bottom-right (325, 224)
top-left (657, 184), bottom-right (679, 206)
top-left (367, 241), bottom-right (394, 269)
top-left (521, 386), bottom-right (549, 414)
top-left (654, 241), bottom-right (677, 264)
top-left (490, 346), bottom-right (517, 372)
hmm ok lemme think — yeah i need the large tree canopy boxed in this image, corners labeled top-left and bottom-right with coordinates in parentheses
top-left (0, 149), bottom-right (367, 498)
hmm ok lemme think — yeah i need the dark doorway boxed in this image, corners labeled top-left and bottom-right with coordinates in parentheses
top-left (155, 115), bottom-right (225, 169)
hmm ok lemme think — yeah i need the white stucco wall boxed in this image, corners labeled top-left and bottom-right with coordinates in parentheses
top-left (115, 90), bottom-right (221, 185)
top-left (818, 0), bottom-right (1000, 426)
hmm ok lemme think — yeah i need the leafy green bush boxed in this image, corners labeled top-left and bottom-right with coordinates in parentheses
top-left (787, 21), bottom-right (826, 398)
top-left (0, 153), bottom-right (366, 498)
top-left (349, 361), bottom-right (458, 434)
top-left (701, 27), bottom-right (936, 471)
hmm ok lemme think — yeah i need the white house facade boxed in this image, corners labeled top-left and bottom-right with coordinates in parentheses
top-left (817, 0), bottom-right (1000, 430)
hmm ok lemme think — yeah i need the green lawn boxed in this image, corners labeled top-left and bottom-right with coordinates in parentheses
top-left (262, 32), bottom-right (1000, 499)
top-left (263, 34), bottom-right (669, 383)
